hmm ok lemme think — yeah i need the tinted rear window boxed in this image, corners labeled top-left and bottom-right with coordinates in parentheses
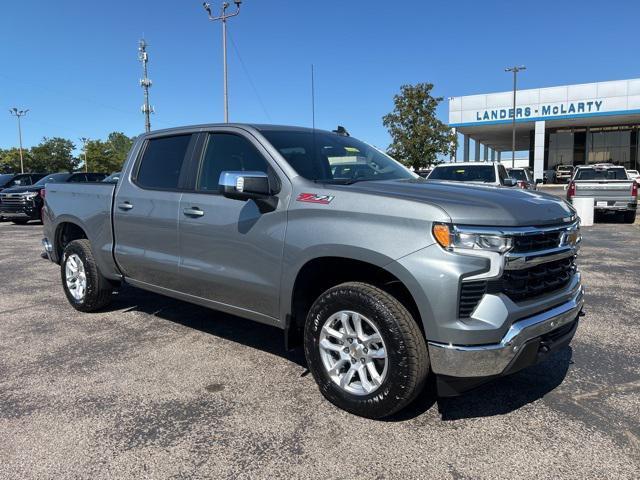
top-left (509, 170), bottom-right (526, 181)
top-left (428, 165), bottom-right (496, 183)
top-left (137, 135), bottom-right (192, 189)
top-left (575, 167), bottom-right (628, 180)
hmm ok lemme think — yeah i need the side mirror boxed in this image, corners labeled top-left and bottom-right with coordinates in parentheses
top-left (219, 170), bottom-right (278, 213)
top-left (219, 171), bottom-right (271, 199)
top-left (535, 178), bottom-right (543, 184)
top-left (502, 178), bottom-right (517, 187)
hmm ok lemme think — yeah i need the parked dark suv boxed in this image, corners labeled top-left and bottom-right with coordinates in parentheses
top-left (0, 172), bottom-right (106, 224)
top-left (0, 173), bottom-right (47, 193)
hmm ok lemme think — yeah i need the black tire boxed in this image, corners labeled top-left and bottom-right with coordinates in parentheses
top-left (304, 282), bottom-right (429, 419)
top-left (623, 211), bottom-right (636, 224)
top-left (11, 218), bottom-right (29, 225)
top-left (61, 239), bottom-right (113, 312)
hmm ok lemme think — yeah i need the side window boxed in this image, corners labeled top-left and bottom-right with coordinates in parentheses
top-left (68, 174), bottom-right (87, 183)
top-left (197, 133), bottom-right (269, 191)
top-left (137, 134), bottom-right (192, 190)
top-left (498, 165), bottom-right (508, 182)
top-left (23, 176), bottom-right (33, 185)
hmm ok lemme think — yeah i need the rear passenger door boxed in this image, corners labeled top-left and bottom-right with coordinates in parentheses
top-left (114, 133), bottom-right (197, 291)
top-left (177, 130), bottom-right (288, 320)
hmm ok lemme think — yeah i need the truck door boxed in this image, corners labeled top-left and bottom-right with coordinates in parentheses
top-left (113, 133), bottom-right (196, 291)
top-left (177, 130), bottom-right (288, 320)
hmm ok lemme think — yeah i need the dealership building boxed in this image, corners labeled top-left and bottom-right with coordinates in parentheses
top-left (448, 77), bottom-right (640, 180)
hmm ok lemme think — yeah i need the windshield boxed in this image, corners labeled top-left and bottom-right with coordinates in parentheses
top-left (574, 167), bottom-right (628, 180)
top-left (428, 165), bottom-right (496, 183)
top-left (508, 170), bottom-right (527, 181)
top-left (34, 173), bottom-right (71, 186)
top-left (0, 174), bottom-right (14, 186)
top-left (260, 130), bottom-right (414, 183)
top-left (1, 174), bottom-right (29, 188)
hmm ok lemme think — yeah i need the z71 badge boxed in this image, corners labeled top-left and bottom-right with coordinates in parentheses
top-left (296, 193), bottom-right (335, 205)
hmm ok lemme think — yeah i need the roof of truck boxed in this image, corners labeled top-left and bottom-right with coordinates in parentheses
top-left (141, 123), bottom-right (336, 137)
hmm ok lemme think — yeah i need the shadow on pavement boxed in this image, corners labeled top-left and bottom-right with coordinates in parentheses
top-left (105, 284), bottom-right (307, 369)
top-left (103, 284), bottom-right (573, 422)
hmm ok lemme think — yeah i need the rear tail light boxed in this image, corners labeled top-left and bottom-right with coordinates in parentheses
top-left (39, 188), bottom-right (46, 199)
top-left (567, 181), bottom-right (576, 199)
top-left (517, 181), bottom-right (526, 189)
top-left (632, 181), bottom-right (638, 198)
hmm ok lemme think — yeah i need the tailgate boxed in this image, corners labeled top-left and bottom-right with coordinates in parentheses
top-left (574, 180), bottom-right (634, 199)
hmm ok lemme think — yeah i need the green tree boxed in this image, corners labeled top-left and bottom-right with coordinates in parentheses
top-left (31, 137), bottom-right (79, 172)
top-left (383, 83), bottom-right (456, 170)
top-left (85, 132), bottom-right (134, 173)
top-left (0, 147), bottom-right (34, 173)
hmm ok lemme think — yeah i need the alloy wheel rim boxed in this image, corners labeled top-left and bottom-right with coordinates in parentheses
top-left (65, 254), bottom-right (87, 301)
top-left (318, 310), bottom-right (388, 396)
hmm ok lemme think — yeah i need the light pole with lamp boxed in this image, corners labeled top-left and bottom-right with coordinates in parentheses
top-left (203, 1), bottom-right (242, 123)
top-left (505, 65), bottom-right (526, 168)
top-left (9, 108), bottom-right (29, 173)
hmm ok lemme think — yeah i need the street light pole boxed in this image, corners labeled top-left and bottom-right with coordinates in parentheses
top-left (505, 65), bottom-right (526, 168)
top-left (9, 108), bottom-right (29, 173)
top-left (203, 1), bottom-right (242, 123)
top-left (80, 137), bottom-right (89, 173)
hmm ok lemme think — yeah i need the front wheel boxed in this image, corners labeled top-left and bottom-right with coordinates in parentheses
top-left (304, 282), bottom-right (429, 419)
top-left (61, 239), bottom-right (114, 312)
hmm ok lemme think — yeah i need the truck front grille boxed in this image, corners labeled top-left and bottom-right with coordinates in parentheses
top-left (511, 232), bottom-right (560, 252)
top-left (458, 257), bottom-right (576, 318)
top-left (0, 195), bottom-right (27, 212)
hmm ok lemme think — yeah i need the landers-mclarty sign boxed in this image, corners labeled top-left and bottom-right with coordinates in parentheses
top-left (475, 100), bottom-right (604, 122)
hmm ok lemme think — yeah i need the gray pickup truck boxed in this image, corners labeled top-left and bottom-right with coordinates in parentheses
top-left (567, 164), bottom-right (637, 223)
top-left (42, 124), bottom-right (584, 418)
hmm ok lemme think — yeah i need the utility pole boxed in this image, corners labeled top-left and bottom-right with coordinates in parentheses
top-left (9, 108), bottom-right (28, 173)
top-left (505, 65), bottom-right (526, 168)
top-left (203, 1), bottom-right (242, 123)
top-left (138, 39), bottom-right (154, 132)
top-left (80, 137), bottom-right (89, 173)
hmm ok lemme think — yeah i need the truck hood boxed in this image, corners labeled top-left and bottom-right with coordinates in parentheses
top-left (0, 185), bottom-right (41, 194)
top-left (346, 179), bottom-right (576, 226)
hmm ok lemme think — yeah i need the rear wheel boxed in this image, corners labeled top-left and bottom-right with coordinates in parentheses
top-left (623, 210), bottom-right (637, 223)
top-left (61, 239), bottom-right (113, 312)
top-left (304, 282), bottom-right (429, 419)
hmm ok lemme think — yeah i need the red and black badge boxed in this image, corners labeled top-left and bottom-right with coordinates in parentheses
top-left (296, 193), bottom-right (335, 205)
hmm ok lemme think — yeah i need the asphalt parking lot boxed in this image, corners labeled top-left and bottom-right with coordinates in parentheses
top-left (0, 219), bottom-right (638, 479)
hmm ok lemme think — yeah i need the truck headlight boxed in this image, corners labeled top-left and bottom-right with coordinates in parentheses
top-left (24, 191), bottom-right (39, 200)
top-left (433, 223), bottom-right (513, 253)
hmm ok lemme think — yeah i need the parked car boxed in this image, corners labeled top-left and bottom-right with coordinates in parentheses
top-left (42, 124), bottom-right (583, 418)
top-left (426, 161), bottom-right (517, 187)
top-left (507, 167), bottom-right (539, 190)
top-left (627, 169), bottom-right (639, 183)
top-left (567, 164), bottom-right (637, 223)
top-left (0, 173), bottom-right (47, 193)
top-left (0, 173), bottom-right (47, 220)
top-left (102, 172), bottom-right (121, 183)
top-left (0, 172), bottom-right (106, 224)
top-left (555, 164), bottom-right (574, 183)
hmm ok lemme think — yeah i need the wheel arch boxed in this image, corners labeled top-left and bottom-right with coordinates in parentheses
top-left (284, 254), bottom-right (426, 349)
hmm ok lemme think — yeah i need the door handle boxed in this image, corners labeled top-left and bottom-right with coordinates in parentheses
top-left (183, 207), bottom-right (204, 217)
top-left (117, 202), bottom-right (133, 211)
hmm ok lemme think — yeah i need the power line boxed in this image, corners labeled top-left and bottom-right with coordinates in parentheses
top-left (227, 30), bottom-right (272, 122)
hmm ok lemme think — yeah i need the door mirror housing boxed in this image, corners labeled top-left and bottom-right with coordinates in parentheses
top-left (502, 177), bottom-right (518, 187)
top-left (219, 171), bottom-right (278, 212)
top-left (219, 171), bottom-right (271, 199)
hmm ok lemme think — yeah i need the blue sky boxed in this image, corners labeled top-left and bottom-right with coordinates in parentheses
top-left (2, 0), bottom-right (639, 153)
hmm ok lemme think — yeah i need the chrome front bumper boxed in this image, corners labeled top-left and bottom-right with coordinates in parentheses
top-left (428, 286), bottom-right (584, 378)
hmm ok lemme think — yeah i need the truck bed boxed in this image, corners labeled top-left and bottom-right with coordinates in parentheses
top-left (571, 179), bottom-right (636, 211)
top-left (44, 182), bottom-right (119, 279)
